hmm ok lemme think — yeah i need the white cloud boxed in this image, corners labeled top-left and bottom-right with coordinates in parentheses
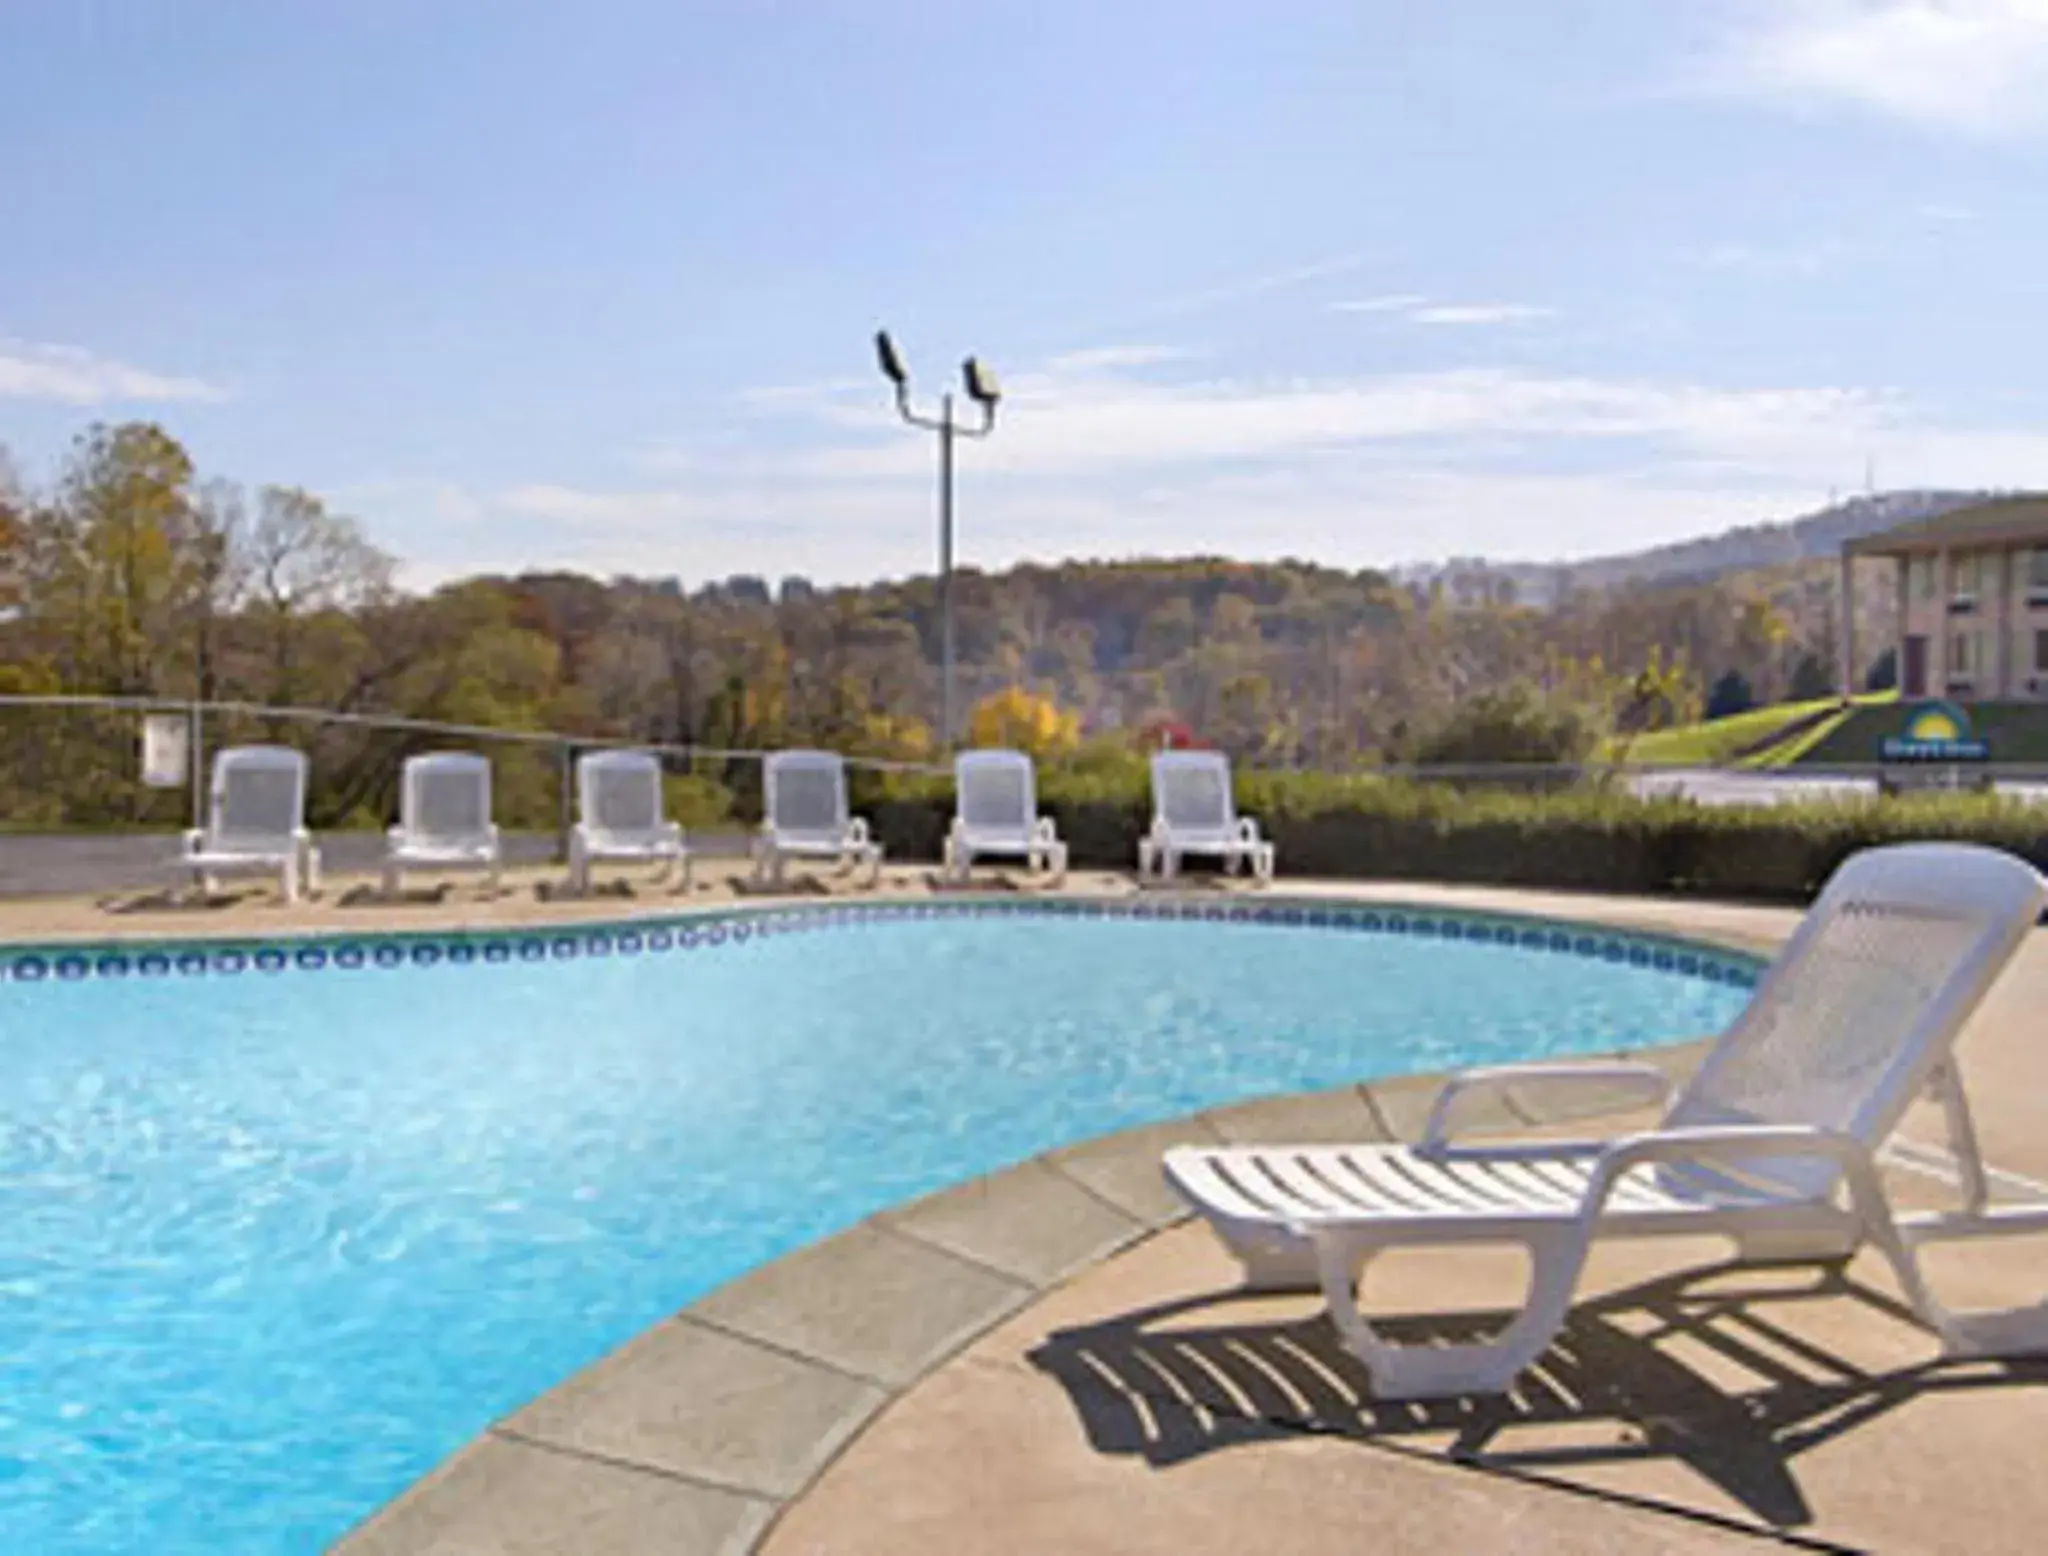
top-left (734, 376), bottom-right (870, 410)
top-left (1331, 293), bottom-right (1429, 314)
top-left (1917, 201), bottom-right (1979, 222)
top-left (1043, 344), bottom-right (1193, 373)
top-left (1707, 0), bottom-right (2048, 137)
top-left (0, 339), bottom-right (230, 405)
top-left (783, 363), bottom-right (1889, 483)
top-left (354, 346), bottom-right (2048, 591)
top-left (1332, 294), bottom-right (1553, 325)
top-left (1407, 303), bottom-right (1555, 326)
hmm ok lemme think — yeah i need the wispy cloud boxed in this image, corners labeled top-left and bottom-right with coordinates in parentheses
top-left (734, 376), bottom-right (869, 409)
top-left (0, 339), bottom-right (230, 405)
top-left (360, 346), bottom-right (2048, 590)
top-left (1331, 293), bottom-right (1429, 314)
top-left (1917, 201), bottom-right (1979, 223)
top-left (1332, 294), bottom-right (1553, 326)
top-left (1043, 344), bottom-right (1194, 373)
top-left (1702, 0), bottom-right (2048, 138)
top-left (1137, 252), bottom-right (1372, 320)
top-left (1407, 303), bottom-right (1555, 326)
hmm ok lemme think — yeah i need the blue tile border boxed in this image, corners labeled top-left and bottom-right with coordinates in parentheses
top-left (0, 896), bottom-right (1769, 990)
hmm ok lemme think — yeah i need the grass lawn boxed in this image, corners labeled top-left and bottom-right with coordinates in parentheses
top-left (1608, 690), bottom-right (1897, 768)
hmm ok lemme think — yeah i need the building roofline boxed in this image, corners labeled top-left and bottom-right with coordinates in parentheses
top-left (1843, 496), bottom-right (2048, 558)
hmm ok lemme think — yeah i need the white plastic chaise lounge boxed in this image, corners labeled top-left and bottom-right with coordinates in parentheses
top-left (753, 749), bottom-right (883, 889)
top-left (943, 748), bottom-right (1068, 885)
top-left (1137, 748), bottom-right (1275, 885)
top-left (1163, 841), bottom-right (2048, 1401)
top-left (179, 744), bottom-right (322, 904)
top-left (567, 749), bottom-right (689, 895)
top-left (382, 751), bottom-right (503, 897)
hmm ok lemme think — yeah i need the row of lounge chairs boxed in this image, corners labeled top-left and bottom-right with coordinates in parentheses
top-left (173, 744), bottom-right (1279, 902)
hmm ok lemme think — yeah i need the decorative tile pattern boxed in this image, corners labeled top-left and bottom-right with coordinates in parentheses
top-left (0, 898), bottom-right (1768, 989)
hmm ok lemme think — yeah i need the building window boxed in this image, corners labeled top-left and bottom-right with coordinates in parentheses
top-left (2030, 548), bottom-right (2048, 593)
top-left (1951, 552), bottom-right (1980, 600)
top-left (2037, 628), bottom-right (2048, 674)
top-left (1951, 632), bottom-right (1971, 675)
top-left (1913, 555), bottom-right (1936, 599)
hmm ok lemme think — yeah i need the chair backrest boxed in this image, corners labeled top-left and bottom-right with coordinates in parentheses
top-left (209, 746), bottom-right (308, 844)
top-left (400, 751), bottom-right (493, 841)
top-left (1151, 750), bottom-right (1236, 835)
top-left (765, 750), bottom-right (849, 839)
top-left (956, 748), bottom-right (1035, 835)
top-left (1661, 841), bottom-right (2047, 1199)
top-left (577, 750), bottom-right (665, 836)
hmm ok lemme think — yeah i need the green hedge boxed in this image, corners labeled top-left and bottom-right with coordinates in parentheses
top-left (871, 770), bottom-right (2048, 904)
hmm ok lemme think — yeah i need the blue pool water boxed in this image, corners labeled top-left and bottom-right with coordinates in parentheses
top-left (0, 905), bottom-right (1754, 1551)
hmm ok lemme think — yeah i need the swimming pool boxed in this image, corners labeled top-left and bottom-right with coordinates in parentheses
top-left (0, 897), bottom-right (1759, 1552)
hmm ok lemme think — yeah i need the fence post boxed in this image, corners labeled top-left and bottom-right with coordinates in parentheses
top-left (557, 741), bottom-right (575, 862)
top-left (188, 701), bottom-right (206, 831)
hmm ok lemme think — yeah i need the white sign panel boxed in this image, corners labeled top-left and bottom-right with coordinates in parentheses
top-left (140, 714), bottom-right (190, 789)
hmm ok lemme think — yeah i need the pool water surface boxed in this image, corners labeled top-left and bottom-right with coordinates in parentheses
top-left (0, 903), bottom-right (1757, 1551)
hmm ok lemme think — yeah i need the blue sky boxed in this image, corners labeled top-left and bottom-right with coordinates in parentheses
top-left (6, 0), bottom-right (2048, 588)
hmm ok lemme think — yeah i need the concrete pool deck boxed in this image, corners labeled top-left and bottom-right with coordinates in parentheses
top-left (6, 862), bottom-right (2047, 1553)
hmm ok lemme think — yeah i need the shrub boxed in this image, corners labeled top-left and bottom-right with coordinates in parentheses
top-left (1704, 669), bottom-right (1755, 721)
top-left (862, 764), bottom-right (2048, 905)
top-left (1406, 685), bottom-right (1596, 767)
top-left (1787, 653), bottom-right (1835, 702)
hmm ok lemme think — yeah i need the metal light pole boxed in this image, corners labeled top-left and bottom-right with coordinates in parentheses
top-left (874, 329), bottom-right (999, 750)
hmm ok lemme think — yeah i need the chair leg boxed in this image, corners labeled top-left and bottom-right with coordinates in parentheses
top-left (1313, 1224), bottom-right (1590, 1401)
top-left (280, 859), bottom-right (300, 906)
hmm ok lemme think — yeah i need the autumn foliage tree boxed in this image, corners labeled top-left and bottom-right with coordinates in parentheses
top-left (966, 686), bottom-right (1081, 760)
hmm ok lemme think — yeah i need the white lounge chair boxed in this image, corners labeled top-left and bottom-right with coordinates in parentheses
top-left (943, 748), bottom-right (1068, 885)
top-left (179, 744), bottom-right (321, 904)
top-left (382, 751), bottom-right (503, 897)
top-left (1137, 749), bottom-right (1274, 884)
top-left (753, 749), bottom-right (882, 888)
top-left (567, 750), bottom-right (689, 895)
top-left (1164, 841), bottom-right (2048, 1401)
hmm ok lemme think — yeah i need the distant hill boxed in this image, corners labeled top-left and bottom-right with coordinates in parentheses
top-left (1396, 490), bottom-right (2003, 608)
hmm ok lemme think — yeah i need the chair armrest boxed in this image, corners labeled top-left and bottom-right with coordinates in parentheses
top-left (1235, 816), bottom-right (1262, 844)
top-left (485, 823), bottom-right (503, 846)
top-left (1033, 815), bottom-right (1059, 843)
top-left (386, 825), bottom-right (406, 845)
top-left (181, 828), bottom-right (205, 857)
top-left (847, 817), bottom-right (872, 846)
top-left (1586, 1123), bottom-right (1874, 1214)
top-left (1420, 1061), bottom-right (1672, 1151)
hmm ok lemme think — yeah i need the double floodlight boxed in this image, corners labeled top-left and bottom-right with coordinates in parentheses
top-left (874, 329), bottom-right (1000, 409)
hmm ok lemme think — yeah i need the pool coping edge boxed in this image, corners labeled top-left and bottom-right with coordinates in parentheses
top-left (320, 891), bottom-right (1769, 1556)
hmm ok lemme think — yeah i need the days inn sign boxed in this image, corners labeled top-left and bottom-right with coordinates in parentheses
top-left (1880, 700), bottom-right (1991, 765)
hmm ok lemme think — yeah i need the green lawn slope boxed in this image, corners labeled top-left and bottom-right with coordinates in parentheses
top-left (1610, 690), bottom-right (1896, 768)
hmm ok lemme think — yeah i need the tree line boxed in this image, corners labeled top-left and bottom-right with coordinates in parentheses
top-left (0, 421), bottom-right (1893, 829)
